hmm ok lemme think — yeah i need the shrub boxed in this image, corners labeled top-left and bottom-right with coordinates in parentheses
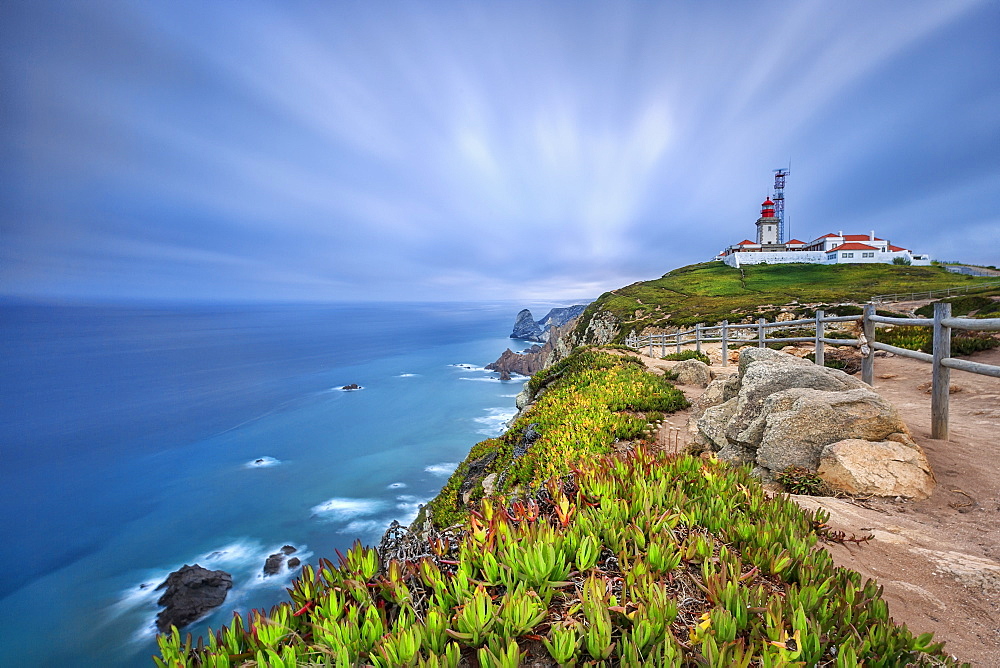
top-left (804, 353), bottom-right (848, 370)
top-left (662, 349), bottom-right (710, 364)
top-left (776, 466), bottom-right (825, 495)
top-left (877, 325), bottom-right (1000, 356)
top-left (892, 256), bottom-right (911, 265)
top-left (915, 296), bottom-right (995, 318)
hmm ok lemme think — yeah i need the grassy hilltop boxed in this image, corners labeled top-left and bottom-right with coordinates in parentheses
top-left (574, 262), bottom-right (997, 341)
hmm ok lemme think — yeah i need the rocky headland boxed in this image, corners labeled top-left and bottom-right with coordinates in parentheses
top-left (508, 304), bottom-right (588, 343)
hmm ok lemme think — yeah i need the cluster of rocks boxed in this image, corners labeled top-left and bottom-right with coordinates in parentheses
top-left (689, 348), bottom-right (935, 499)
top-left (263, 545), bottom-right (301, 575)
top-left (154, 545), bottom-right (303, 632)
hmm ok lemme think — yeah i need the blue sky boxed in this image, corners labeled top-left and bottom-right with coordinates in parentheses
top-left (2, 0), bottom-right (998, 302)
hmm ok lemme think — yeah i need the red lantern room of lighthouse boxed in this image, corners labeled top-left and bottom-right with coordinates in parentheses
top-left (756, 197), bottom-right (779, 245)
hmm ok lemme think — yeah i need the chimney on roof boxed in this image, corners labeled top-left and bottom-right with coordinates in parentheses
top-left (838, 230), bottom-right (843, 236)
top-left (870, 230), bottom-right (875, 241)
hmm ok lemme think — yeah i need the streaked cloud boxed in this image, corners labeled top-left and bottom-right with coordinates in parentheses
top-left (2, 0), bottom-right (996, 302)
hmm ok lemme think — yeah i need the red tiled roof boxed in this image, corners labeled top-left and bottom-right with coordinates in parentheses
top-left (785, 239), bottom-right (806, 244)
top-left (828, 242), bottom-right (879, 252)
top-left (816, 233), bottom-right (840, 238)
top-left (736, 240), bottom-right (757, 246)
top-left (888, 245), bottom-right (908, 252)
top-left (844, 234), bottom-right (884, 242)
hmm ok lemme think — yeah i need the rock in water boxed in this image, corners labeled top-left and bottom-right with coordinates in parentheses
top-left (510, 309), bottom-right (545, 342)
top-left (263, 545), bottom-right (300, 575)
top-left (155, 564), bottom-right (232, 632)
top-left (263, 553), bottom-right (284, 576)
top-left (486, 348), bottom-right (547, 379)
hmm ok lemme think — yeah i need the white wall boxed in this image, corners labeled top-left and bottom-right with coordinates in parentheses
top-left (723, 250), bottom-right (932, 268)
top-left (724, 251), bottom-right (827, 267)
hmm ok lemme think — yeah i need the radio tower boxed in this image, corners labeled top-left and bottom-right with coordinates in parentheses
top-left (772, 166), bottom-right (789, 243)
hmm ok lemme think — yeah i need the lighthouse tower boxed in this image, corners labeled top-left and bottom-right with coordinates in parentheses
top-left (756, 198), bottom-right (780, 245)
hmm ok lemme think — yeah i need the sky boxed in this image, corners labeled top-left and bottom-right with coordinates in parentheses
top-left (2, 0), bottom-right (998, 303)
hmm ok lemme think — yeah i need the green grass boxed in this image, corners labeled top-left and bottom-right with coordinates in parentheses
top-left (427, 349), bottom-right (688, 528)
top-left (574, 262), bottom-right (997, 342)
top-left (662, 350), bottom-right (711, 364)
top-left (914, 294), bottom-right (999, 318)
top-left (877, 326), bottom-right (1000, 357)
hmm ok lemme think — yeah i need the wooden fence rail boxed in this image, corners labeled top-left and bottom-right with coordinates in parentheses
top-left (625, 304), bottom-right (1000, 440)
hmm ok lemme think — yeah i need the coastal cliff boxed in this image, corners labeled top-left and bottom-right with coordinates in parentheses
top-left (154, 261), bottom-right (998, 667)
top-left (487, 321), bottom-right (577, 379)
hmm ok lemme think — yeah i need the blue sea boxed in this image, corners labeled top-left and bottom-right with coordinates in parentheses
top-left (0, 300), bottom-right (552, 667)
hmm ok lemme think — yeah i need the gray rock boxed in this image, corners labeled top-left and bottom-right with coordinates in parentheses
top-left (515, 386), bottom-right (531, 410)
top-left (155, 565), bottom-right (232, 632)
top-left (263, 553), bottom-right (284, 576)
top-left (673, 359), bottom-right (714, 387)
top-left (727, 351), bottom-right (866, 441)
top-left (697, 398), bottom-right (737, 451)
top-left (459, 450), bottom-right (498, 497)
top-left (694, 378), bottom-right (729, 415)
top-left (818, 438), bottom-right (935, 499)
top-left (510, 309), bottom-right (545, 342)
top-left (755, 388), bottom-right (909, 472)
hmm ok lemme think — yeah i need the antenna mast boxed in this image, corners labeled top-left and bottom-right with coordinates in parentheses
top-left (772, 166), bottom-right (789, 243)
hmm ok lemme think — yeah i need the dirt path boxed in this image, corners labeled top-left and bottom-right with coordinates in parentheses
top-left (632, 345), bottom-right (1000, 665)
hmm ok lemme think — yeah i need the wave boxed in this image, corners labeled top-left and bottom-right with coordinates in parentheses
top-left (448, 363), bottom-right (486, 371)
top-left (396, 373), bottom-right (419, 377)
top-left (474, 407), bottom-right (517, 436)
top-left (387, 482), bottom-right (407, 489)
top-left (424, 462), bottom-right (458, 477)
top-left (244, 456), bottom-right (281, 468)
top-left (338, 519), bottom-right (387, 535)
top-left (311, 497), bottom-right (388, 521)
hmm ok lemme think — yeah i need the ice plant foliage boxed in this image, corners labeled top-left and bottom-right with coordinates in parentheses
top-left (156, 348), bottom-right (965, 667)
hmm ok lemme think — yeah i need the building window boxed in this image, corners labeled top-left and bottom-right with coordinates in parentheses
top-left (862, 252), bottom-right (874, 258)
top-left (842, 253), bottom-right (854, 258)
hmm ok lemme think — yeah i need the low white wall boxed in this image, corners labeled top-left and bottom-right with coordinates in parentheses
top-left (724, 251), bottom-right (827, 267)
top-left (723, 250), bottom-right (932, 267)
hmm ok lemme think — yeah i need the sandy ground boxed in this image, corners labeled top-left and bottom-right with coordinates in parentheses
top-left (632, 344), bottom-right (1000, 666)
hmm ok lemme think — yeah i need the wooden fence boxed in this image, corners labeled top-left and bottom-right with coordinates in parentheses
top-left (625, 304), bottom-right (1000, 440)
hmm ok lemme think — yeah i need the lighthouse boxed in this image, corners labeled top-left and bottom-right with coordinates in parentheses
top-left (756, 197), bottom-right (780, 245)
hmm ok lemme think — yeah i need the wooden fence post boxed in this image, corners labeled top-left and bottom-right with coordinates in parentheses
top-left (676, 331), bottom-right (681, 355)
top-left (648, 334), bottom-right (653, 358)
top-left (758, 318), bottom-right (766, 348)
top-left (814, 309), bottom-right (825, 367)
top-left (862, 304), bottom-right (875, 386)
top-left (721, 320), bottom-right (729, 367)
top-left (931, 302), bottom-right (952, 440)
top-left (696, 324), bottom-right (702, 354)
top-left (661, 333), bottom-right (666, 358)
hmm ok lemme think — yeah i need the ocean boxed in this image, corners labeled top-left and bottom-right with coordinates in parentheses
top-left (0, 300), bottom-right (549, 667)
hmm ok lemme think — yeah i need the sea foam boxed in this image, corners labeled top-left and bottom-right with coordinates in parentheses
top-left (311, 497), bottom-right (388, 520)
